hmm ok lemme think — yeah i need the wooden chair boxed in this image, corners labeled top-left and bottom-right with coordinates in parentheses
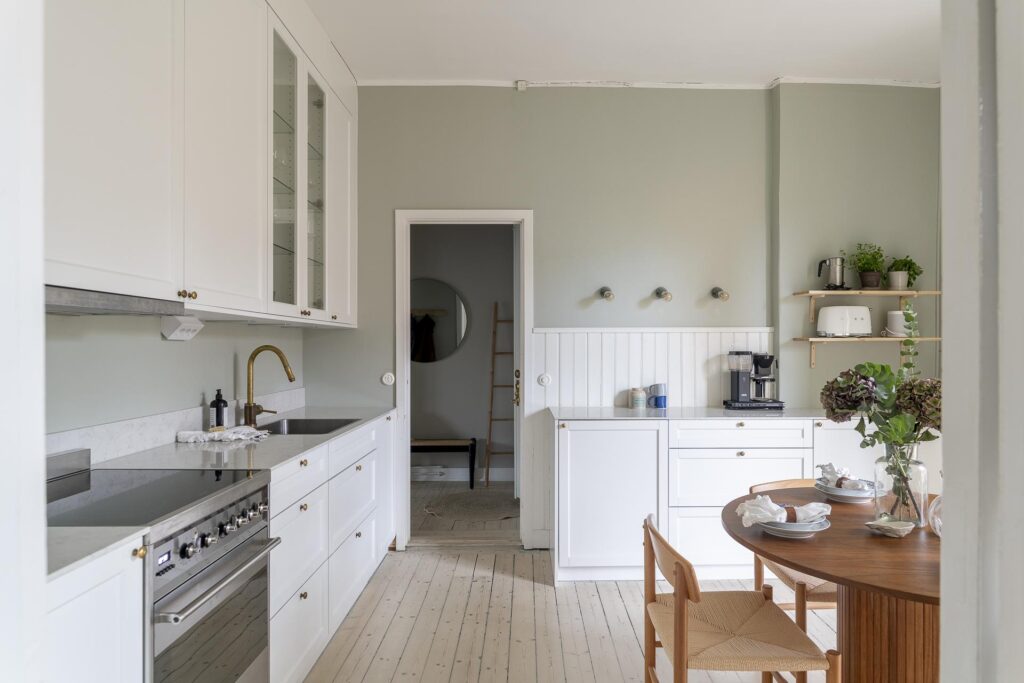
top-left (749, 479), bottom-right (839, 683)
top-left (643, 514), bottom-right (840, 683)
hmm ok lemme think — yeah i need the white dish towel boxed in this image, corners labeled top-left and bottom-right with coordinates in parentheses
top-left (817, 463), bottom-right (873, 490)
top-left (176, 426), bottom-right (269, 444)
top-left (736, 495), bottom-right (831, 527)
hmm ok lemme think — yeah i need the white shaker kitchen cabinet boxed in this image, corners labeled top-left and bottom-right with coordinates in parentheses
top-left (270, 560), bottom-right (330, 683)
top-left (181, 0), bottom-right (268, 313)
top-left (668, 448), bottom-right (806, 507)
top-left (45, 0), bottom-right (184, 302)
top-left (324, 90), bottom-right (357, 326)
top-left (666, 508), bottom-right (752, 579)
top-left (375, 413), bottom-right (396, 557)
top-left (268, 482), bottom-right (329, 617)
top-left (46, 536), bottom-right (145, 683)
top-left (812, 418), bottom-right (883, 481)
top-left (557, 420), bottom-right (667, 573)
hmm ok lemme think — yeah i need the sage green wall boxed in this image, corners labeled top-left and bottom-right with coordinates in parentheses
top-left (774, 84), bottom-right (941, 405)
top-left (304, 86), bottom-right (772, 407)
top-left (46, 316), bottom-right (303, 433)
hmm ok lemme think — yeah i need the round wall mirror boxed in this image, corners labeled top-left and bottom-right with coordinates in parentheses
top-left (411, 278), bottom-right (469, 362)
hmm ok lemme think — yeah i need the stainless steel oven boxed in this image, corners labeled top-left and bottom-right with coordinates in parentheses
top-left (153, 530), bottom-right (279, 682)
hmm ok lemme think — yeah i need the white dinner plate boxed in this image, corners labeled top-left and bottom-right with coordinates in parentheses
top-left (760, 518), bottom-right (830, 532)
top-left (815, 482), bottom-right (875, 504)
top-left (757, 519), bottom-right (831, 539)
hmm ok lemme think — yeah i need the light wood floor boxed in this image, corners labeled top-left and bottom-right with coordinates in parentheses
top-left (305, 547), bottom-right (837, 683)
top-left (410, 481), bottom-right (520, 547)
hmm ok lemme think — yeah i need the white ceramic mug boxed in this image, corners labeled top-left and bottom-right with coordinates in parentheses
top-left (884, 310), bottom-right (908, 337)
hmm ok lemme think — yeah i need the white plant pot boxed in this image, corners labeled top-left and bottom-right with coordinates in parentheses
top-left (888, 271), bottom-right (909, 290)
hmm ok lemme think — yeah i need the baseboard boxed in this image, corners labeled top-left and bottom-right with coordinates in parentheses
top-left (410, 466), bottom-right (515, 482)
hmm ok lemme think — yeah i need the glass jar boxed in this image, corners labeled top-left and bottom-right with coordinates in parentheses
top-left (927, 494), bottom-right (943, 537)
top-left (874, 444), bottom-right (928, 527)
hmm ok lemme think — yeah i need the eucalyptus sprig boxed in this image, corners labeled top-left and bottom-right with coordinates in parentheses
top-left (899, 300), bottom-right (920, 381)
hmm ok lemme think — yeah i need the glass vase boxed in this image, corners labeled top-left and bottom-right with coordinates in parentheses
top-left (927, 494), bottom-right (943, 537)
top-left (874, 444), bottom-right (928, 527)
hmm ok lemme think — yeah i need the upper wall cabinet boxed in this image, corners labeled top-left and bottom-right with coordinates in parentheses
top-left (44, 0), bottom-right (357, 328)
top-left (44, 0), bottom-right (183, 301)
top-left (182, 0), bottom-right (268, 313)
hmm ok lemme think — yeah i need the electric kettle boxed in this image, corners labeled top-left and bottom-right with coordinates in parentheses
top-left (817, 256), bottom-right (847, 289)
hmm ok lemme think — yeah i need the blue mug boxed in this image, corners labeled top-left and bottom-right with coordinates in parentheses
top-left (648, 394), bottom-right (667, 409)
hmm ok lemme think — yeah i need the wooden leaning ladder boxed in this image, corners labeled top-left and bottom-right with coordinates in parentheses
top-left (484, 302), bottom-right (514, 487)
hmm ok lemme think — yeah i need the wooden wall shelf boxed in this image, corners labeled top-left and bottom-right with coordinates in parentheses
top-left (793, 290), bottom-right (942, 323)
top-left (792, 336), bottom-right (943, 368)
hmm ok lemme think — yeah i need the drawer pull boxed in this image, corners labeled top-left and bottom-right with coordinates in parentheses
top-left (816, 421), bottom-right (823, 427)
top-left (355, 531), bottom-right (362, 538)
top-left (132, 546), bottom-right (148, 559)
top-left (356, 464), bottom-right (363, 472)
top-left (299, 459), bottom-right (309, 467)
top-left (736, 451), bottom-right (746, 457)
top-left (736, 421), bottom-right (745, 427)
top-left (299, 503), bottom-right (308, 512)
top-left (386, 415), bottom-right (392, 422)
top-left (299, 591), bottom-right (308, 600)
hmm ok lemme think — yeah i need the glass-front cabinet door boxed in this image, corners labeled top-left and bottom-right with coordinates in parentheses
top-left (270, 26), bottom-right (300, 315)
top-left (305, 73), bottom-right (327, 318)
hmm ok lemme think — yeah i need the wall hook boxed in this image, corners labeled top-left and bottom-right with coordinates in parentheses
top-left (711, 287), bottom-right (730, 301)
top-left (654, 287), bottom-right (673, 302)
top-left (598, 286), bottom-right (615, 301)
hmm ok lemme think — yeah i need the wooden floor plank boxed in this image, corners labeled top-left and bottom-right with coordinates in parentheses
top-left (595, 582), bottom-right (645, 682)
top-left (449, 554), bottom-right (497, 683)
top-left (508, 554), bottom-right (538, 682)
top-left (575, 581), bottom-right (625, 683)
top-left (534, 553), bottom-right (567, 683)
top-left (361, 553), bottom-right (443, 681)
top-left (420, 554), bottom-right (478, 683)
top-left (392, 553), bottom-right (461, 680)
top-left (477, 553), bottom-right (516, 682)
top-left (554, 576), bottom-right (596, 683)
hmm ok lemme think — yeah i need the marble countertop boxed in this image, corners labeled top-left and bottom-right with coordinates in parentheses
top-left (94, 406), bottom-right (391, 472)
top-left (549, 406), bottom-right (828, 420)
top-left (48, 525), bottom-right (149, 580)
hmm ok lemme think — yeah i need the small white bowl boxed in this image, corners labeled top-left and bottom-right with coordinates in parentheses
top-left (865, 520), bottom-right (916, 538)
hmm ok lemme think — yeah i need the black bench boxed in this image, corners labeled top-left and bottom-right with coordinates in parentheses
top-left (411, 438), bottom-right (478, 489)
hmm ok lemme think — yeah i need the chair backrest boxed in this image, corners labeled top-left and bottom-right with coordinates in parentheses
top-left (749, 478), bottom-right (816, 495)
top-left (643, 514), bottom-right (701, 602)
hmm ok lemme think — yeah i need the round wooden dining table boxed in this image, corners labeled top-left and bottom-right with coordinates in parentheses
top-left (721, 488), bottom-right (939, 683)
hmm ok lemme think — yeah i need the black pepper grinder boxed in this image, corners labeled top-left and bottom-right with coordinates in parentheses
top-left (209, 389), bottom-right (228, 430)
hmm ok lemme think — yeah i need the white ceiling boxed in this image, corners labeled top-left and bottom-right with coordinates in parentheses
top-left (306, 0), bottom-right (939, 87)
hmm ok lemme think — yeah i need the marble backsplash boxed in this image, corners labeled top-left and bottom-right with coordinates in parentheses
top-left (46, 387), bottom-right (306, 464)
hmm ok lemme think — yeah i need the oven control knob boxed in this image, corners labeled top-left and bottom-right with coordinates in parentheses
top-left (199, 533), bottom-right (217, 548)
top-left (179, 542), bottom-right (197, 559)
top-left (245, 507), bottom-right (258, 522)
top-left (219, 520), bottom-right (236, 536)
top-left (257, 502), bottom-right (269, 516)
top-left (236, 513), bottom-right (249, 526)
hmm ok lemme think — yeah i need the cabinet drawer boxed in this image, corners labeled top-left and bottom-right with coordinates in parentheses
top-left (668, 449), bottom-right (806, 506)
top-left (270, 444), bottom-right (329, 515)
top-left (329, 422), bottom-right (377, 477)
top-left (269, 483), bottom-right (329, 617)
top-left (669, 419), bottom-right (812, 449)
top-left (329, 449), bottom-right (378, 553)
top-left (270, 561), bottom-right (330, 683)
top-left (328, 510), bottom-right (378, 633)
top-left (666, 508), bottom-right (751, 571)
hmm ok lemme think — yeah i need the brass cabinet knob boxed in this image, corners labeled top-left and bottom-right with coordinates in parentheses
top-left (355, 531), bottom-right (362, 538)
top-left (559, 423), bottom-right (567, 429)
top-left (132, 546), bottom-right (148, 559)
top-left (816, 421), bottom-right (823, 427)
top-left (356, 464), bottom-right (362, 472)
top-left (299, 591), bottom-right (308, 600)
top-left (736, 422), bottom-right (745, 427)
top-left (331, 314), bottom-right (338, 320)
top-left (386, 415), bottom-right (392, 422)
top-left (299, 459), bottom-right (309, 467)
top-left (300, 309), bottom-right (311, 316)
top-left (299, 503), bottom-right (308, 512)
top-left (177, 289), bottom-right (188, 299)
top-left (736, 451), bottom-right (746, 457)
top-left (188, 291), bottom-right (198, 300)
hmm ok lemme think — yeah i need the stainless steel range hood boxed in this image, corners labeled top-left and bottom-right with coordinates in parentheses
top-left (46, 285), bottom-right (185, 316)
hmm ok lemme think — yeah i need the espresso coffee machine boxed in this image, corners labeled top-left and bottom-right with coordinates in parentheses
top-left (723, 351), bottom-right (785, 410)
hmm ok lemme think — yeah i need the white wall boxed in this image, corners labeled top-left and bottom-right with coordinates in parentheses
top-left (410, 225), bottom-right (514, 471)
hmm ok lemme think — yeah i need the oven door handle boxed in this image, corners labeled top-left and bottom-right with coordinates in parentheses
top-left (154, 536), bottom-right (281, 625)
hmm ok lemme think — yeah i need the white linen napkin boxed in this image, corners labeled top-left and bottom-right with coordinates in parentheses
top-left (817, 463), bottom-right (872, 490)
top-left (177, 425), bottom-right (269, 444)
top-left (735, 495), bottom-right (831, 527)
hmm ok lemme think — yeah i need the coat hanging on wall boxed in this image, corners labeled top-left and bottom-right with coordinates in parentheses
top-left (411, 314), bottom-right (437, 363)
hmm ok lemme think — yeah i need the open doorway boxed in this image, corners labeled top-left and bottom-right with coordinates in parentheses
top-left (394, 210), bottom-right (534, 550)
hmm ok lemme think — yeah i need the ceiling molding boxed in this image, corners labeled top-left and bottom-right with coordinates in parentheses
top-left (359, 77), bottom-right (940, 90)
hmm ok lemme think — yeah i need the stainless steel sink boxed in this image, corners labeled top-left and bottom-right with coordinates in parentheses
top-left (264, 418), bottom-right (358, 435)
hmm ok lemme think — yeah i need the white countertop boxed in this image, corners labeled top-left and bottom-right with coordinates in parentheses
top-left (93, 406), bottom-right (391, 472)
top-left (48, 525), bottom-right (149, 580)
top-left (549, 406), bottom-right (828, 420)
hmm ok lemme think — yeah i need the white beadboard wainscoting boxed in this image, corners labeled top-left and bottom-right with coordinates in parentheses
top-left (531, 327), bottom-right (774, 408)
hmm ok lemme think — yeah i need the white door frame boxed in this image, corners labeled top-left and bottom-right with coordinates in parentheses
top-left (394, 210), bottom-right (534, 550)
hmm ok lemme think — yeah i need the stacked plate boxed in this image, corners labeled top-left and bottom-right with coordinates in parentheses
top-left (814, 477), bottom-right (876, 504)
top-left (756, 519), bottom-right (831, 539)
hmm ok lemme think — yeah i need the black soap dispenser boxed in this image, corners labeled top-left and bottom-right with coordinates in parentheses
top-left (209, 389), bottom-right (228, 430)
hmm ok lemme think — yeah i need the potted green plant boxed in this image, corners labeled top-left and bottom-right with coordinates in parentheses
top-left (819, 303), bottom-right (941, 527)
top-left (886, 255), bottom-right (923, 291)
top-left (846, 243), bottom-right (885, 289)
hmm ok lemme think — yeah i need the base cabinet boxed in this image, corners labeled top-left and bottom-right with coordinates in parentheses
top-left (329, 511), bottom-right (378, 633)
top-left (269, 561), bottom-right (330, 683)
top-left (268, 482), bottom-right (329, 617)
top-left (666, 507), bottom-right (752, 579)
top-left (46, 537), bottom-right (145, 683)
top-left (812, 419), bottom-right (882, 480)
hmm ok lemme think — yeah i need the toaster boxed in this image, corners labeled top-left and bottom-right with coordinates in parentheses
top-left (817, 305), bottom-right (872, 337)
